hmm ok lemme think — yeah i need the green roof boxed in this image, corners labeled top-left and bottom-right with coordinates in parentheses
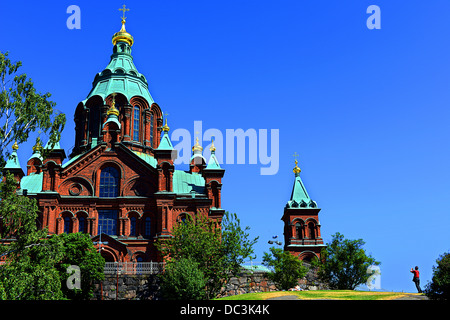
top-left (157, 132), bottom-right (174, 150)
top-left (241, 264), bottom-right (272, 273)
top-left (62, 153), bottom-right (82, 168)
top-left (205, 152), bottom-right (222, 170)
top-left (287, 173), bottom-right (318, 209)
top-left (132, 150), bottom-right (157, 168)
top-left (19, 172), bottom-right (43, 194)
top-left (173, 170), bottom-right (205, 194)
top-left (86, 41), bottom-right (154, 103)
top-left (4, 150), bottom-right (22, 170)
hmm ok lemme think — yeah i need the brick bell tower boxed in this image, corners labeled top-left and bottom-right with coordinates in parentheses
top-left (281, 157), bottom-right (326, 262)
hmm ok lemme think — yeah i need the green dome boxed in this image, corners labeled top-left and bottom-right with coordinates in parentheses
top-left (86, 34), bottom-right (154, 104)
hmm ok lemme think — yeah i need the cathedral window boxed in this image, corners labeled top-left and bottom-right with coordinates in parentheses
top-left (98, 209), bottom-right (118, 235)
top-left (144, 217), bottom-right (151, 237)
top-left (64, 216), bottom-right (72, 234)
top-left (295, 222), bottom-right (303, 239)
top-left (99, 167), bottom-right (119, 197)
top-left (130, 216), bottom-right (137, 236)
top-left (79, 216), bottom-right (86, 233)
top-left (133, 106), bottom-right (140, 142)
top-left (308, 222), bottom-right (316, 239)
top-left (150, 113), bottom-right (154, 147)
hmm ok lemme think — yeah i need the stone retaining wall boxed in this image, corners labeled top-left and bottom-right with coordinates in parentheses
top-left (93, 266), bottom-right (328, 300)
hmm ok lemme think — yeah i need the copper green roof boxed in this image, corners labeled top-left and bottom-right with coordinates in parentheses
top-left (19, 172), bottom-right (43, 194)
top-left (205, 152), bottom-right (222, 170)
top-left (173, 170), bottom-right (206, 194)
top-left (132, 150), bottom-right (157, 168)
top-left (86, 39), bottom-right (154, 103)
top-left (4, 150), bottom-right (22, 170)
top-left (287, 172), bottom-right (318, 209)
top-left (157, 132), bottom-right (174, 150)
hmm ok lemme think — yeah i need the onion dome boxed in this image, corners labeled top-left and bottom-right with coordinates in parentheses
top-left (112, 18), bottom-right (134, 47)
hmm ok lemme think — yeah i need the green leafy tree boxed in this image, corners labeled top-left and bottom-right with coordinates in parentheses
top-left (0, 51), bottom-right (66, 168)
top-left (312, 232), bottom-right (380, 290)
top-left (0, 173), bottom-right (64, 299)
top-left (160, 257), bottom-right (207, 300)
top-left (425, 251), bottom-right (450, 300)
top-left (156, 211), bottom-right (258, 299)
top-left (0, 174), bottom-right (104, 300)
top-left (262, 247), bottom-right (308, 290)
top-left (48, 233), bottom-right (105, 300)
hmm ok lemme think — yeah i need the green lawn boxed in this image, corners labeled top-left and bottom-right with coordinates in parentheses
top-left (216, 290), bottom-right (416, 300)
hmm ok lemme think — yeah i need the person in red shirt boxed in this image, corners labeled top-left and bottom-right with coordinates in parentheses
top-left (410, 266), bottom-right (422, 293)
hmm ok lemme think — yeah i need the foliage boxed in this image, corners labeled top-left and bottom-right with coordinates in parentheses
top-left (0, 51), bottom-right (66, 169)
top-left (0, 174), bottom-right (104, 300)
top-left (425, 251), bottom-right (450, 300)
top-left (0, 173), bottom-right (64, 299)
top-left (262, 247), bottom-right (308, 290)
top-left (48, 233), bottom-right (105, 300)
top-left (156, 211), bottom-right (258, 299)
top-left (160, 257), bottom-right (207, 300)
top-left (312, 232), bottom-right (380, 290)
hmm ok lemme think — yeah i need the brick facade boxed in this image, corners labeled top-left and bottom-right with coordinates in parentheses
top-left (4, 19), bottom-right (225, 263)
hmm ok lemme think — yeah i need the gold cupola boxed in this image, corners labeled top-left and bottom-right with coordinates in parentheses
top-left (192, 137), bottom-right (203, 153)
top-left (112, 5), bottom-right (134, 47)
top-left (293, 159), bottom-right (301, 175)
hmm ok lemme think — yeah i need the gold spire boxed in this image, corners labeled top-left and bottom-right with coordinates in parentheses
top-left (107, 94), bottom-right (120, 117)
top-left (209, 137), bottom-right (216, 153)
top-left (32, 140), bottom-right (42, 153)
top-left (293, 159), bottom-right (301, 174)
top-left (162, 117), bottom-right (170, 132)
top-left (192, 137), bottom-right (203, 152)
top-left (12, 141), bottom-right (19, 151)
top-left (112, 5), bottom-right (134, 46)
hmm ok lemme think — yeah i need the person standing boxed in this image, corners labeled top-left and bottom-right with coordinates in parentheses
top-left (410, 266), bottom-right (422, 293)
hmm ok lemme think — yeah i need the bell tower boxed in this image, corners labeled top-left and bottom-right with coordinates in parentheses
top-left (281, 155), bottom-right (326, 262)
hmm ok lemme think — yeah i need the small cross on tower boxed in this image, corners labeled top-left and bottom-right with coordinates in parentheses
top-left (119, 4), bottom-right (130, 21)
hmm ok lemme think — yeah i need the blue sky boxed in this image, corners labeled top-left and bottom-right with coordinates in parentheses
top-left (3, 1), bottom-right (450, 292)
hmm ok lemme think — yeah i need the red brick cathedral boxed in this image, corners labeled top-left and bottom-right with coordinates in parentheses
top-left (282, 159), bottom-right (326, 261)
top-left (3, 17), bottom-right (225, 262)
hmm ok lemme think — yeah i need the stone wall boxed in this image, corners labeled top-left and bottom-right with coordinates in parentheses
top-left (93, 274), bottom-right (161, 300)
top-left (93, 266), bottom-right (328, 300)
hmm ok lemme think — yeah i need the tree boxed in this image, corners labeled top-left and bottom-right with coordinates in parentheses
top-left (425, 251), bottom-right (450, 300)
top-left (0, 174), bottom-right (104, 300)
top-left (312, 232), bottom-right (380, 290)
top-left (0, 51), bottom-right (66, 169)
top-left (160, 257), bottom-right (207, 300)
top-left (48, 232), bottom-right (105, 300)
top-left (262, 247), bottom-right (308, 290)
top-left (156, 211), bottom-right (258, 299)
top-left (0, 173), bottom-right (64, 299)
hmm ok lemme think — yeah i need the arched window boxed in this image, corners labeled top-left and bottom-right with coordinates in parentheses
top-left (308, 222), bottom-right (316, 239)
top-left (150, 113), bottom-right (154, 147)
top-left (130, 217), bottom-right (137, 236)
top-left (295, 222), bottom-right (303, 239)
top-left (144, 217), bottom-right (151, 237)
top-left (79, 216), bottom-right (86, 233)
top-left (99, 167), bottom-right (119, 197)
top-left (64, 216), bottom-right (71, 234)
top-left (133, 106), bottom-right (140, 142)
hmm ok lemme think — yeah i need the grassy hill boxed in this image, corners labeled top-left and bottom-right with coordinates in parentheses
top-left (216, 290), bottom-right (423, 300)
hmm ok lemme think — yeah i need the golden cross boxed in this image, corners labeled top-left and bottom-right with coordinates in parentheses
top-left (119, 5), bottom-right (130, 21)
top-left (293, 152), bottom-right (299, 160)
